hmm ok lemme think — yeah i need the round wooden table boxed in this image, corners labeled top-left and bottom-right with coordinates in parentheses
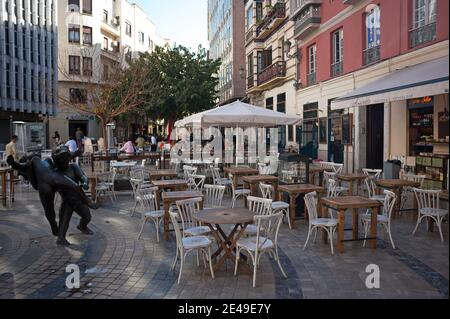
top-left (195, 208), bottom-right (254, 271)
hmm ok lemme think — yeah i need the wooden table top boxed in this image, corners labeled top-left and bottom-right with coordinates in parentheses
top-left (161, 191), bottom-right (203, 202)
top-left (223, 167), bottom-right (259, 175)
top-left (337, 173), bottom-right (368, 181)
top-left (279, 184), bottom-right (324, 194)
top-left (242, 175), bottom-right (278, 183)
top-left (376, 179), bottom-right (420, 188)
top-left (195, 208), bottom-right (254, 225)
top-left (320, 196), bottom-right (382, 209)
top-left (152, 179), bottom-right (188, 188)
top-left (149, 169), bottom-right (178, 177)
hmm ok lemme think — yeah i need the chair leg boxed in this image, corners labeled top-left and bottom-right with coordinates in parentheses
top-left (329, 228), bottom-right (334, 255)
top-left (274, 247), bottom-right (287, 278)
top-left (171, 248), bottom-right (179, 270)
top-left (313, 228), bottom-right (318, 244)
top-left (234, 247), bottom-right (240, 276)
top-left (154, 218), bottom-right (160, 243)
top-left (207, 247), bottom-right (215, 279)
top-left (137, 218), bottom-right (148, 239)
top-left (177, 252), bottom-right (184, 284)
top-left (386, 223), bottom-right (396, 249)
top-left (252, 254), bottom-right (258, 288)
top-left (412, 214), bottom-right (423, 235)
top-left (437, 219), bottom-right (444, 242)
top-left (303, 226), bottom-right (312, 251)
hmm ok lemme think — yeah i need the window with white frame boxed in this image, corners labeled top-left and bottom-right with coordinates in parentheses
top-left (246, 6), bottom-right (253, 31)
top-left (366, 5), bottom-right (381, 48)
top-left (413, 0), bottom-right (436, 28)
top-left (332, 29), bottom-right (343, 64)
top-left (308, 44), bottom-right (316, 74)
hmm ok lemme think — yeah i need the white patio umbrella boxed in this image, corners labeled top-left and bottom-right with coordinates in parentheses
top-left (174, 100), bottom-right (301, 128)
top-left (174, 100), bottom-right (301, 166)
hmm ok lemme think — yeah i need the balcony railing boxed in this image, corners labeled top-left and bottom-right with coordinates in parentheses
top-left (409, 22), bottom-right (436, 48)
top-left (363, 45), bottom-right (380, 65)
top-left (331, 61), bottom-right (343, 77)
top-left (294, 6), bottom-right (321, 38)
top-left (307, 72), bottom-right (316, 86)
top-left (257, 61), bottom-right (286, 86)
top-left (290, 0), bottom-right (322, 18)
top-left (245, 26), bottom-right (254, 43)
top-left (247, 75), bottom-right (254, 89)
top-left (256, 2), bottom-right (286, 38)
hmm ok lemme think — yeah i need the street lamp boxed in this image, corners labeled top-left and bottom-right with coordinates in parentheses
top-left (283, 40), bottom-right (300, 61)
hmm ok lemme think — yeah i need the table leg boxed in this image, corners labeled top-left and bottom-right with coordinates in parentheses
top-left (318, 172), bottom-right (324, 187)
top-left (156, 189), bottom-right (162, 209)
top-left (348, 181), bottom-right (353, 196)
top-left (337, 209), bottom-right (345, 253)
top-left (319, 200), bottom-right (328, 244)
top-left (250, 183), bottom-right (257, 197)
top-left (1, 174), bottom-right (6, 207)
top-left (370, 207), bottom-right (378, 249)
top-left (90, 178), bottom-right (97, 202)
top-left (352, 208), bottom-right (359, 240)
top-left (9, 171), bottom-right (14, 202)
top-left (289, 194), bottom-right (296, 229)
top-left (163, 201), bottom-right (170, 241)
top-left (273, 182), bottom-right (279, 201)
top-left (393, 188), bottom-right (400, 219)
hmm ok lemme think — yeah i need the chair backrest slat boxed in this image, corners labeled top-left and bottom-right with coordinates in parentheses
top-left (413, 188), bottom-right (440, 210)
top-left (247, 196), bottom-right (272, 216)
top-left (304, 191), bottom-right (319, 222)
top-left (204, 184), bottom-right (225, 208)
top-left (259, 183), bottom-right (273, 200)
top-left (176, 197), bottom-right (203, 232)
top-left (254, 212), bottom-right (283, 250)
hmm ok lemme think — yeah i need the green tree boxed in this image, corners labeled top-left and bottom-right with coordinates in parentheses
top-left (139, 45), bottom-right (221, 130)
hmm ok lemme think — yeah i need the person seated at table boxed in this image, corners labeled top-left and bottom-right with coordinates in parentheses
top-left (135, 135), bottom-right (146, 150)
top-left (119, 137), bottom-right (136, 154)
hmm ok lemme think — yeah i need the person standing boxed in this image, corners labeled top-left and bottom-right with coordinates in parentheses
top-left (65, 136), bottom-right (78, 153)
top-left (53, 131), bottom-right (61, 147)
top-left (150, 134), bottom-right (157, 152)
top-left (75, 127), bottom-right (84, 151)
top-left (5, 135), bottom-right (18, 161)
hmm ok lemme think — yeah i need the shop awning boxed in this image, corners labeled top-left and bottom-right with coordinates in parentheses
top-left (331, 57), bottom-right (449, 110)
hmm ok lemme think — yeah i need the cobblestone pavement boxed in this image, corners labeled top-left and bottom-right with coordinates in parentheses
top-left (0, 185), bottom-right (448, 299)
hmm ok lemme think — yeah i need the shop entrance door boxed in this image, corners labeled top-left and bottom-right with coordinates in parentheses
top-left (68, 121), bottom-right (88, 139)
top-left (366, 104), bottom-right (384, 169)
top-left (299, 121), bottom-right (318, 160)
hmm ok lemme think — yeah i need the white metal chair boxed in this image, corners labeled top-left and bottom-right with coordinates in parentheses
top-left (259, 183), bottom-right (291, 229)
top-left (169, 210), bottom-right (215, 284)
top-left (244, 196), bottom-right (273, 236)
top-left (412, 188), bottom-right (448, 242)
top-left (303, 191), bottom-right (338, 255)
top-left (323, 171), bottom-right (348, 195)
top-left (364, 176), bottom-right (386, 203)
top-left (362, 189), bottom-right (397, 249)
top-left (362, 168), bottom-right (382, 179)
top-left (210, 167), bottom-right (232, 189)
top-left (326, 179), bottom-right (339, 219)
top-left (204, 184), bottom-right (226, 208)
top-left (234, 211), bottom-right (287, 288)
top-left (137, 186), bottom-right (164, 242)
top-left (230, 178), bottom-right (251, 208)
top-left (400, 174), bottom-right (426, 211)
top-left (176, 197), bottom-right (210, 238)
top-left (94, 171), bottom-right (115, 203)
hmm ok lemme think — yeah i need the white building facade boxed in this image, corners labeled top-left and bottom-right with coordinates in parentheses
top-left (50, 0), bottom-right (169, 142)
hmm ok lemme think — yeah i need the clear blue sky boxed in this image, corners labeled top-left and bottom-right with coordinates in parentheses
top-left (133, 0), bottom-right (209, 51)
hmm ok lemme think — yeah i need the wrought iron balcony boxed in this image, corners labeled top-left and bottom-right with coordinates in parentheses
top-left (293, 6), bottom-right (321, 39)
top-left (255, 2), bottom-right (286, 39)
top-left (363, 45), bottom-right (380, 65)
top-left (257, 61), bottom-right (286, 86)
top-left (331, 61), bottom-right (343, 77)
top-left (290, 0), bottom-right (322, 19)
top-left (245, 26), bottom-right (254, 44)
top-left (307, 72), bottom-right (316, 86)
top-left (409, 22), bottom-right (436, 48)
top-left (247, 75), bottom-right (254, 89)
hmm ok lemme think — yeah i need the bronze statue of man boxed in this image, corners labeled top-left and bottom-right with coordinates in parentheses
top-left (7, 146), bottom-right (96, 246)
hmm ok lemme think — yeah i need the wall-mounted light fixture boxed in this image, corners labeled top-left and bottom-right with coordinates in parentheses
top-left (283, 40), bottom-right (301, 61)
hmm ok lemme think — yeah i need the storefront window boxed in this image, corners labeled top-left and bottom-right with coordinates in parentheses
top-left (408, 96), bottom-right (434, 156)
